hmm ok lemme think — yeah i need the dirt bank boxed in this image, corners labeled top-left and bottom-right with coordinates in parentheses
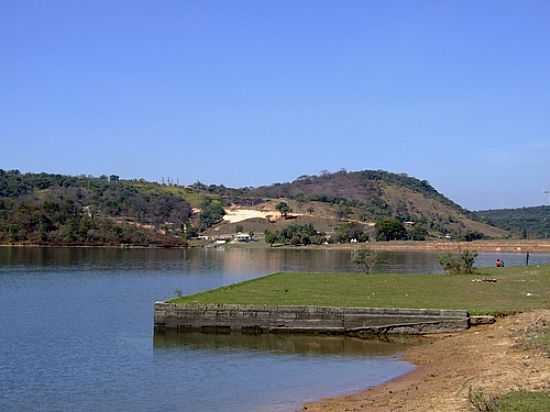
top-left (303, 310), bottom-right (550, 412)
top-left (260, 240), bottom-right (550, 253)
top-left (362, 240), bottom-right (550, 253)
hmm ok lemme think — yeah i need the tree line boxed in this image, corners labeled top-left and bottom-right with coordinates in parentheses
top-left (0, 170), bottom-right (192, 246)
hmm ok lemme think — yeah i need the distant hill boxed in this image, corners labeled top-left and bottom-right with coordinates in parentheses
top-left (0, 169), bottom-right (508, 245)
top-left (475, 206), bottom-right (550, 239)
top-left (198, 170), bottom-right (507, 239)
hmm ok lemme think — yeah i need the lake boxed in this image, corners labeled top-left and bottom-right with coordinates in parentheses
top-left (1, 247), bottom-right (549, 412)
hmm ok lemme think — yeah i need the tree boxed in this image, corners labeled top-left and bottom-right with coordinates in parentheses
top-left (335, 222), bottom-right (369, 243)
top-left (460, 250), bottom-right (478, 273)
top-left (264, 224), bottom-right (323, 247)
top-left (276, 201), bottom-right (290, 218)
top-left (410, 225), bottom-right (428, 241)
top-left (439, 251), bottom-right (478, 274)
top-left (352, 249), bottom-right (378, 274)
top-left (359, 212), bottom-right (370, 222)
top-left (264, 229), bottom-right (278, 246)
top-left (0, 170), bottom-right (192, 246)
top-left (463, 231), bottom-right (484, 242)
top-left (375, 218), bottom-right (408, 241)
top-left (199, 200), bottom-right (225, 230)
top-left (335, 203), bottom-right (352, 220)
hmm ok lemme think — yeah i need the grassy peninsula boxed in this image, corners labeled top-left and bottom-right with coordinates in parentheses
top-left (171, 265), bottom-right (550, 316)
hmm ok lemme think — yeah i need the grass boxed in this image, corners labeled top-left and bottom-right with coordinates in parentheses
top-left (170, 265), bottom-right (550, 315)
top-left (524, 319), bottom-right (550, 356)
top-left (129, 181), bottom-right (219, 208)
top-left (498, 392), bottom-right (550, 412)
top-left (470, 389), bottom-right (550, 412)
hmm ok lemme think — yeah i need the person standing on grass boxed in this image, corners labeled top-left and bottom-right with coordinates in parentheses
top-left (526, 251), bottom-right (530, 266)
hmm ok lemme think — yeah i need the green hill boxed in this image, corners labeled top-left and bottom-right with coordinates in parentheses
top-left (475, 206), bottom-right (550, 239)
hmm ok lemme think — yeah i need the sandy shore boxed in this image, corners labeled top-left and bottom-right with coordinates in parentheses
top-left (303, 310), bottom-right (550, 411)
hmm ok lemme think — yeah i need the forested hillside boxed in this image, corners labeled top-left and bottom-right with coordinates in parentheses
top-left (476, 206), bottom-right (550, 239)
top-left (0, 170), bottom-right (192, 246)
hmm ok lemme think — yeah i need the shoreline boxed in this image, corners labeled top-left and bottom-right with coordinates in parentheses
top-left (262, 240), bottom-right (550, 253)
top-left (4, 239), bottom-right (550, 253)
top-left (303, 310), bottom-right (550, 411)
top-left (0, 244), bottom-right (191, 249)
top-left (227, 239), bottom-right (550, 253)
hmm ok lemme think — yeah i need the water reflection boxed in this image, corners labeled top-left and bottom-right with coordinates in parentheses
top-left (1, 246), bottom-right (549, 275)
top-left (154, 331), bottom-right (413, 357)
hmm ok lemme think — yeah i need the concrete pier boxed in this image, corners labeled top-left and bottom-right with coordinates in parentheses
top-left (154, 302), bottom-right (470, 335)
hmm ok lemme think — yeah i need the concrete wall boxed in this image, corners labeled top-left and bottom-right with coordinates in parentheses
top-left (154, 303), bottom-right (470, 335)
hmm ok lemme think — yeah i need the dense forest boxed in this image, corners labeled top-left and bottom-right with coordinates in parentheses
top-left (475, 206), bottom-right (550, 239)
top-left (0, 170), bottom-right (192, 246)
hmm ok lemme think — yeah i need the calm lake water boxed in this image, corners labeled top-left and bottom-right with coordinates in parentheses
top-left (1, 247), bottom-right (549, 412)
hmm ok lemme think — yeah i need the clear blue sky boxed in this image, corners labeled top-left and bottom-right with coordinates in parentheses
top-left (2, 1), bottom-right (550, 210)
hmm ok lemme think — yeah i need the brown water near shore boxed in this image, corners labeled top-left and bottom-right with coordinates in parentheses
top-left (303, 310), bottom-right (550, 412)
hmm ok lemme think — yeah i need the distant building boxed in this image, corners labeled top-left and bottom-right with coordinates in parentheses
top-left (234, 233), bottom-right (252, 242)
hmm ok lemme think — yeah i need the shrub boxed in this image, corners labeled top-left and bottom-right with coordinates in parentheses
top-left (264, 229), bottom-right (278, 246)
top-left (335, 222), bottom-right (369, 243)
top-left (264, 224), bottom-right (324, 246)
top-left (463, 231), bottom-right (484, 241)
top-left (352, 249), bottom-right (378, 273)
top-left (410, 225), bottom-right (428, 241)
top-left (439, 251), bottom-right (478, 274)
top-left (275, 202), bottom-right (290, 217)
top-left (199, 200), bottom-right (225, 230)
top-left (376, 218), bottom-right (408, 241)
top-left (468, 388), bottom-right (499, 412)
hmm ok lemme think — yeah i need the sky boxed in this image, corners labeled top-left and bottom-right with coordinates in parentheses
top-left (2, 1), bottom-right (550, 210)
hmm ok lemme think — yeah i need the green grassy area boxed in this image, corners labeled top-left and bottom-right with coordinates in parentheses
top-left (497, 391), bottom-right (550, 412)
top-left (129, 181), bottom-right (218, 208)
top-left (471, 391), bottom-right (550, 412)
top-left (170, 265), bottom-right (550, 315)
top-left (525, 322), bottom-right (550, 355)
